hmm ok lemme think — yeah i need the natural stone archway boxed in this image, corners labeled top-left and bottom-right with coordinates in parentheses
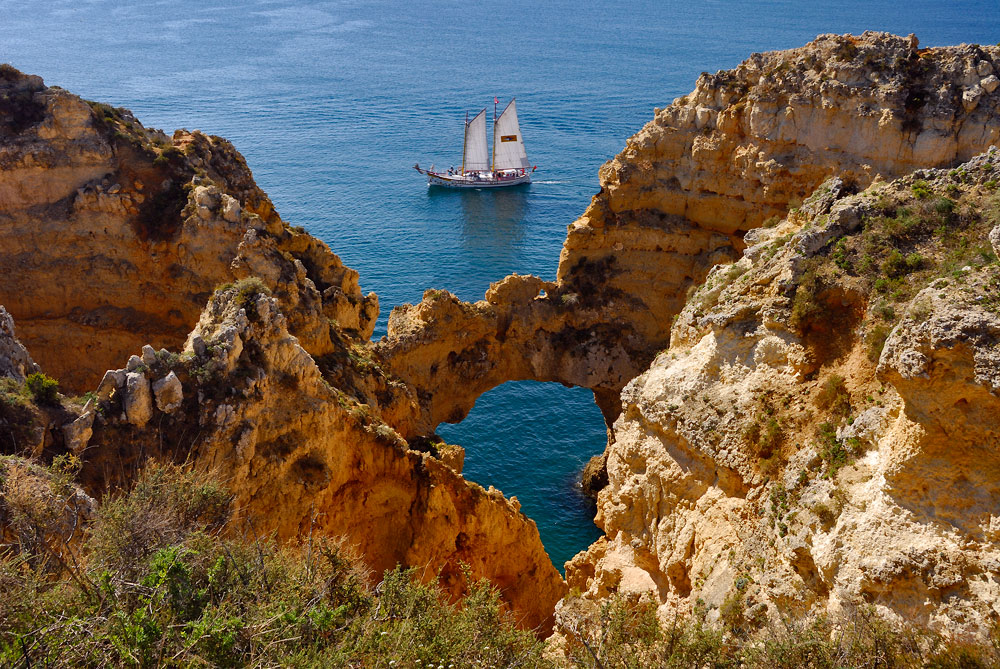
top-left (376, 32), bottom-right (1000, 438)
top-left (374, 275), bottom-right (649, 433)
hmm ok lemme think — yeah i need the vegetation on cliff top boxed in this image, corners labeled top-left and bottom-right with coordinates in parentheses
top-left (0, 459), bottom-right (547, 667)
top-left (3, 455), bottom-right (999, 668)
top-left (561, 593), bottom-right (1000, 669)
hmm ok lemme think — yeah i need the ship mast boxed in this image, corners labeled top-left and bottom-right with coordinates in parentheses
top-left (461, 110), bottom-right (468, 175)
top-left (491, 97), bottom-right (497, 172)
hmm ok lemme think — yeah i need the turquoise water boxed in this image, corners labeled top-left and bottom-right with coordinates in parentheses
top-left (3, 0), bottom-right (998, 571)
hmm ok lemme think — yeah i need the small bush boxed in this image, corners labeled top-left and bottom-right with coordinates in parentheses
top-left (911, 180), bottom-right (932, 199)
top-left (813, 502), bottom-right (838, 527)
top-left (881, 249), bottom-right (923, 278)
top-left (789, 268), bottom-right (822, 332)
top-left (815, 422), bottom-right (861, 478)
top-left (831, 237), bottom-right (851, 271)
top-left (816, 374), bottom-right (850, 417)
top-left (934, 196), bottom-right (956, 217)
top-left (152, 145), bottom-right (183, 167)
top-left (231, 276), bottom-right (271, 306)
top-left (24, 372), bottom-right (59, 404)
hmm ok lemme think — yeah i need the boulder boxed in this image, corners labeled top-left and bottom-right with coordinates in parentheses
top-left (220, 194), bottom-right (241, 223)
top-left (62, 410), bottom-right (95, 454)
top-left (152, 371), bottom-right (183, 413)
top-left (124, 372), bottom-right (152, 427)
top-left (96, 369), bottom-right (126, 400)
top-left (0, 306), bottom-right (39, 382)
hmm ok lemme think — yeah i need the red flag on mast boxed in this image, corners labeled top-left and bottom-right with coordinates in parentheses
top-left (494, 96), bottom-right (498, 104)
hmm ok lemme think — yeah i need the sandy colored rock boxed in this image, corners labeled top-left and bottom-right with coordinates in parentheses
top-left (79, 288), bottom-right (566, 633)
top-left (561, 155), bottom-right (1000, 639)
top-left (62, 410), bottom-right (95, 454)
top-left (0, 67), bottom-right (376, 393)
top-left (152, 370), bottom-right (183, 413)
top-left (123, 371), bottom-right (152, 427)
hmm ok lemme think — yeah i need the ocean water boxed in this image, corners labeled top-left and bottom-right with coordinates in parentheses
top-left (3, 0), bottom-right (998, 571)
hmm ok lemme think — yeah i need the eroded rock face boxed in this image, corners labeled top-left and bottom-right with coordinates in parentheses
top-left (0, 67), bottom-right (376, 393)
top-left (878, 273), bottom-right (1000, 540)
top-left (78, 288), bottom-right (566, 633)
top-left (378, 33), bottom-right (1000, 432)
top-left (560, 154), bottom-right (1000, 638)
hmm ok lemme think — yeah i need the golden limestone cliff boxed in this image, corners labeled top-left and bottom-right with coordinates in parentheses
top-left (559, 153), bottom-right (1000, 639)
top-left (0, 66), bottom-right (377, 394)
top-left (3, 29), bottom-right (1000, 645)
top-left (69, 286), bottom-right (563, 632)
top-left (0, 65), bottom-right (565, 632)
top-left (377, 32), bottom-right (1000, 435)
top-left (374, 32), bottom-right (1000, 641)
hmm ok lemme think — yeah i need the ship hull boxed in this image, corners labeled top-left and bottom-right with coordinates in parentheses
top-left (426, 171), bottom-right (531, 188)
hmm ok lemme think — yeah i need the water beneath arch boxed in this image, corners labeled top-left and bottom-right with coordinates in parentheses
top-left (437, 381), bottom-right (606, 572)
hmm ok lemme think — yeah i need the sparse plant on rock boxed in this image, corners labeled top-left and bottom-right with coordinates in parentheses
top-left (24, 372), bottom-right (58, 405)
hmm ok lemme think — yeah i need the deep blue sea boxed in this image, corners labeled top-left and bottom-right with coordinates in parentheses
top-left (3, 0), bottom-right (998, 571)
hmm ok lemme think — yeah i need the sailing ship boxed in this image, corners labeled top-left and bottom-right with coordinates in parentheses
top-left (414, 98), bottom-right (535, 188)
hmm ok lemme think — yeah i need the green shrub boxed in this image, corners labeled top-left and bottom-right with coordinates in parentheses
top-left (789, 267), bottom-right (822, 332)
top-left (813, 502), bottom-right (838, 527)
top-left (881, 249), bottom-right (923, 278)
top-left (152, 145), bottom-right (183, 166)
top-left (934, 196), bottom-right (956, 217)
top-left (24, 372), bottom-right (59, 404)
top-left (831, 237), bottom-right (851, 271)
top-left (230, 276), bottom-right (271, 306)
top-left (911, 180), bottom-right (932, 199)
top-left (0, 462), bottom-right (547, 668)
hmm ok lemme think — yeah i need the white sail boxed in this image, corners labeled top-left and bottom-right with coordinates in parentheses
top-left (462, 109), bottom-right (489, 173)
top-left (492, 99), bottom-right (530, 171)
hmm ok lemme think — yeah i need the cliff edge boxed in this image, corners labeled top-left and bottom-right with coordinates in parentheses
top-left (377, 32), bottom-right (1000, 435)
top-left (561, 151), bottom-right (1000, 639)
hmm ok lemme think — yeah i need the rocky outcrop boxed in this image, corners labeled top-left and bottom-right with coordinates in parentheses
top-left (74, 286), bottom-right (566, 633)
top-left (0, 67), bottom-right (376, 393)
top-left (378, 32), bottom-right (1000, 431)
top-left (560, 152), bottom-right (1000, 638)
top-left (878, 270), bottom-right (1000, 540)
top-left (0, 66), bottom-right (564, 632)
top-left (0, 305), bottom-right (38, 382)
